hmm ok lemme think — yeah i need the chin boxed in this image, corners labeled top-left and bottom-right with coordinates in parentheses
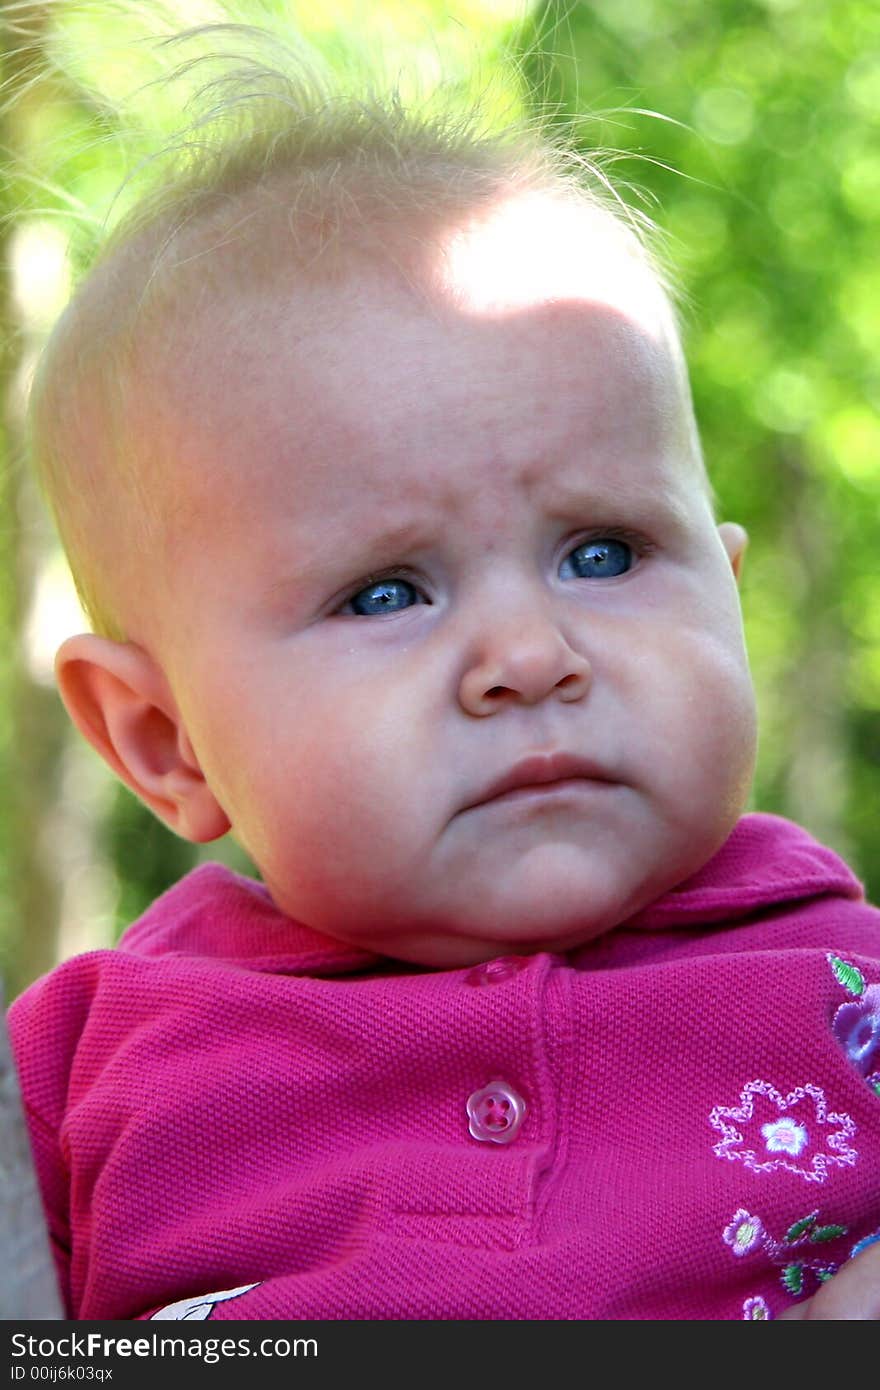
top-left (331, 854), bottom-right (653, 967)
top-left (470, 860), bottom-right (643, 948)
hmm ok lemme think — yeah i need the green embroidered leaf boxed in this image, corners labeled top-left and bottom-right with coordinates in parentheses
top-left (784, 1214), bottom-right (817, 1242)
top-left (782, 1263), bottom-right (804, 1295)
top-left (872, 1080), bottom-right (880, 1099)
top-left (828, 954), bottom-right (865, 996)
top-left (816, 1269), bottom-right (835, 1282)
top-left (810, 1225), bottom-right (847, 1243)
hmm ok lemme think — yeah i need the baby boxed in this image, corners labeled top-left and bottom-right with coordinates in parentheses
top-left (7, 47), bottom-right (880, 1320)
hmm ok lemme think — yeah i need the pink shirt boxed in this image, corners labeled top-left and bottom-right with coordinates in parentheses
top-left (8, 813), bottom-right (880, 1320)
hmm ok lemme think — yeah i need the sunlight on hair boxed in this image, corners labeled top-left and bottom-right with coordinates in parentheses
top-left (10, 222), bottom-right (71, 330)
top-left (442, 188), bottom-right (669, 331)
top-left (24, 552), bottom-right (87, 686)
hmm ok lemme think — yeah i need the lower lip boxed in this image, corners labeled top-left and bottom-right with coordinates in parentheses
top-left (479, 777), bottom-right (616, 809)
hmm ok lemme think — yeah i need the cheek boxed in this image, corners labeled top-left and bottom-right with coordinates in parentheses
top-left (253, 719), bottom-right (435, 928)
top-left (254, 685), bottom-right (429, 842)
top-left (626, 619), bottom-right (756, 779)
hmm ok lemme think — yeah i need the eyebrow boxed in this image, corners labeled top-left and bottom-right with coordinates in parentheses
top-left (259, 516), bottom-right (435, 605)
top-left (542, 475), bottom-right (697, 529)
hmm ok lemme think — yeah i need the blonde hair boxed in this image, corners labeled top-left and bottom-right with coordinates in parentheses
top-left (26, 22), bottom-right (670, 639)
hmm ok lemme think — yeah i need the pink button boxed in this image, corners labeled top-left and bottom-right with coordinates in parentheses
top-left (466, 1081), bottom-right (527, 1145)
top-left (465, 956), bottom-right (528, 987)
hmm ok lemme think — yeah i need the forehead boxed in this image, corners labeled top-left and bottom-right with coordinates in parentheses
top-left (140, 192), bottom-right (699, 538)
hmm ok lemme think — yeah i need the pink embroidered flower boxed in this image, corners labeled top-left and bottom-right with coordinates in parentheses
top-left (832, 985), bottom-right (880, 1076)
top-left (743, 1296), bottom-right (771, 1320)
top-left (723, 1210), bottom-right (764, 1257)
top-left (709, 1080), bottom-right (857, 1183)
top-left (761, 1118), bottom-right (808, 1157)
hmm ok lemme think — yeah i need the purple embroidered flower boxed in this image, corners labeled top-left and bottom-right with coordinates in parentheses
top-left (723, 1210), bottom-right (764, 1257)
top-left (761, 1118), bottom-right (808, 1157)
top-left (832, 985), bottom-right (880, 1076)
top-left (743, 1296), bottom-right (771, 1320)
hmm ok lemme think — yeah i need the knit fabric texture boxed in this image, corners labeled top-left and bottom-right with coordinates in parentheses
top-left (8, 813), bottom-right (880, 1320)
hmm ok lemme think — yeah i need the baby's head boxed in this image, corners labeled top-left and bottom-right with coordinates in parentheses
top-left (32, 66), bottom-right (758, 966)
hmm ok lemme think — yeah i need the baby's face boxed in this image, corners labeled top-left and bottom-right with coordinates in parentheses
top-left (144, 200), bottom-right (757, 966)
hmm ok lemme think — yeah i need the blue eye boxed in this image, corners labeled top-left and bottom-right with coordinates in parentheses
top-left (348, 578), bottom-right (420, 615)
top-left (561, 538), bottom-right (633, 580)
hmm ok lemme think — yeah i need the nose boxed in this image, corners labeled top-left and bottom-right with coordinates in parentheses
top-left (458, 603), bottom-right (591, 716)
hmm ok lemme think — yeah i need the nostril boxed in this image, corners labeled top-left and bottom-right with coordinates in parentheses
top-left (557, 673), bottom-right (583, 691)
top-left (485, 687), bottom-right (508, 700)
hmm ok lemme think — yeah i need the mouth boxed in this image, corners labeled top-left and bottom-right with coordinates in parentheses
top-left (462, 751), bottom-right (618, 813)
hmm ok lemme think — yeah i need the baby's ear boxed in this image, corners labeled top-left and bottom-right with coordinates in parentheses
top-left (717, 521), bottom-right (748, 582)
top-left (55, 635), bottom-right (230, 843)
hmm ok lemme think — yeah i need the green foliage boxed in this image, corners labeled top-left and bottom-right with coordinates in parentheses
top-left (107, 788), bottom-right (198, 941)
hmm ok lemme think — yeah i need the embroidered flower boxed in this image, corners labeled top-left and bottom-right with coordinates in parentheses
top-left (743, 1296), bottom-right (771, 1320)
top-left (723, 1209), bottom-right (764, 1257)
top-left (832, 985), bottom-right (880, 1077)
top-left (723, 1207), bottom-right (848, 1317)
top-left (761, 1118), bottom-right (808, 1157)
top-left (709, 1080), bottom-right (857, 1183)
